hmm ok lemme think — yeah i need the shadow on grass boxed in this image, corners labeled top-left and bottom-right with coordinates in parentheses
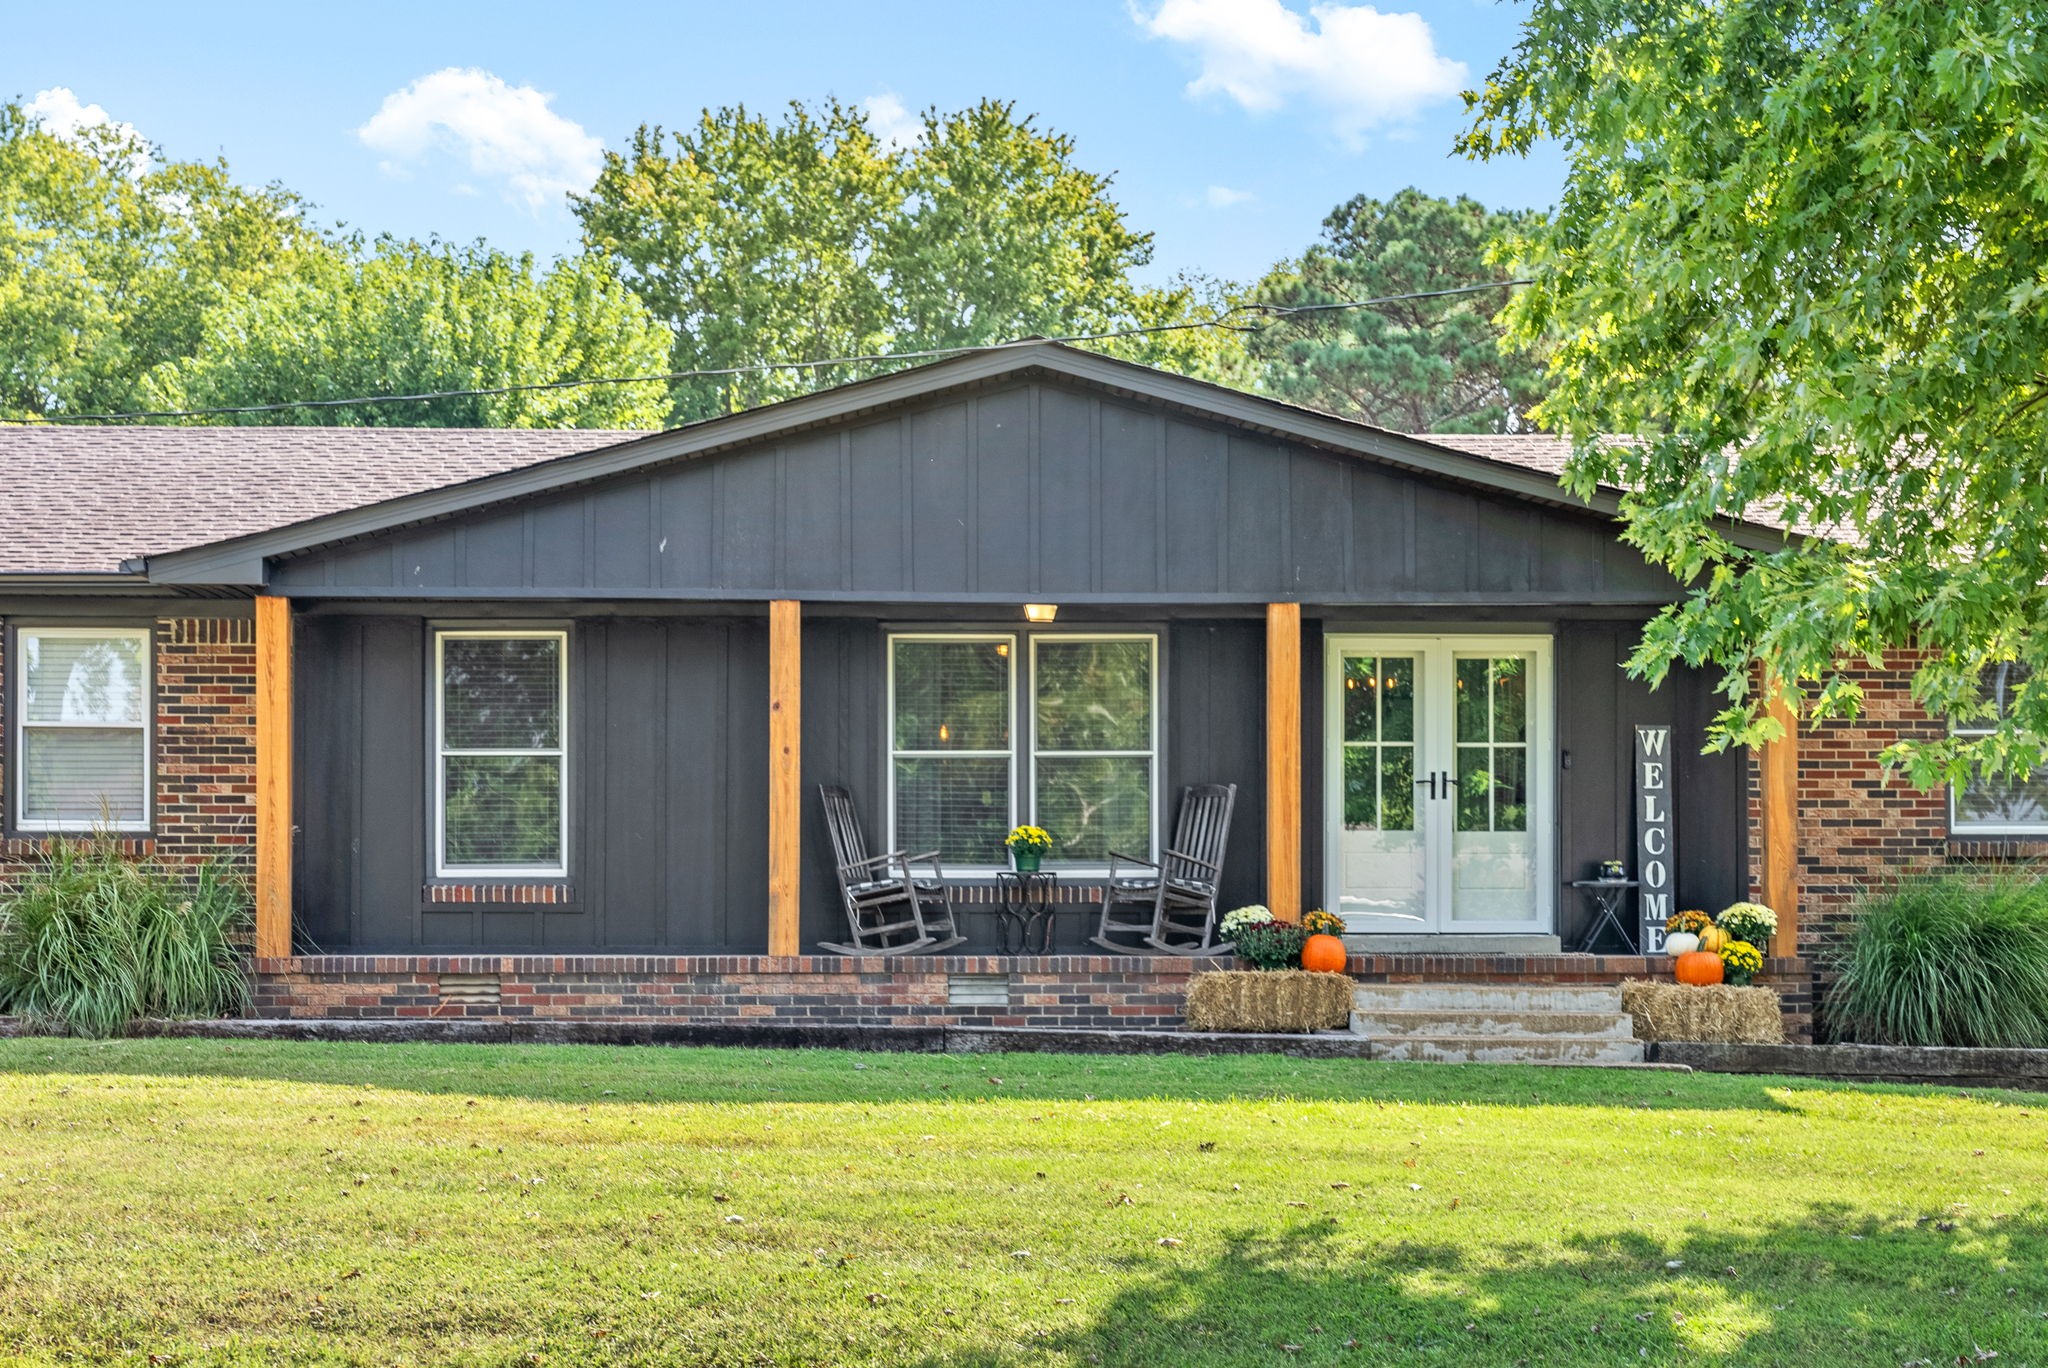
top-left (0, 1034), bottom-right (1961, 1114)
top-left (911, 1207), bottom-right (2048, 1367)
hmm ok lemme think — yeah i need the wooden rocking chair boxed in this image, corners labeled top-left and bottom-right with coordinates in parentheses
top-left (1091, 783), bottom-right (1238, 955)
top-left (816, 784), bottom-right (965, 956)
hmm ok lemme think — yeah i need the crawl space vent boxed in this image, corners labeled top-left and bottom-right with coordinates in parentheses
top-left (438, 972), bottom-right (502, 1006)
top-left (947, 973), bottom-right (1011, 1008)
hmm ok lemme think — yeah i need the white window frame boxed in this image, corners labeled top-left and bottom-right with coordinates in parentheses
top-left (433, 629), bottom-right (569, 878)
top-left (1950, 665), bottom-right (2048, 835)
top-left (13, 626), bottom-right (152, 834)
top-left (1027, 632), bottom-right (1161, 873)
top-left (886, 633), bottom-right (1018, 871)
top-left (884, 630), bottom-right (1162, 875)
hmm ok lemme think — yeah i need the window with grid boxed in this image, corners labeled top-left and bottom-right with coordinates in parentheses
top-left (1953, 660), bottom-right (2048, 833)
top-left (1453, 655), bottom-right (1529, 833)
top-left (436, 631), bottom-right (567, 875)
top-left (888, 633), bottom-right (1159, 868)
top-left (14, 627), bottom-right (150, 831)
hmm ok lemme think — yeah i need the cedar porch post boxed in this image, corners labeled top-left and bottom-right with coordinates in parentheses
top-left (253, 595), bottom-right (293, 959)
top-left (767, 599), bottom-right (803, 956)
top-left (1265, 603), bottom-right (1303, 924)
top-left (1761, 680), bottom-right (1800, 958)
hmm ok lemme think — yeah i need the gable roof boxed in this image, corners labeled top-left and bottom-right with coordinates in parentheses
top-left (0, 342), bottom-right (1796, 585)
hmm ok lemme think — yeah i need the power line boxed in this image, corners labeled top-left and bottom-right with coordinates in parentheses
top-left (1, 279), bottom-right (1532, 426)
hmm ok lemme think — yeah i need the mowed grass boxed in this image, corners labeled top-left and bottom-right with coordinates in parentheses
top-left (0, 1042), bottom-right (2045, 1367)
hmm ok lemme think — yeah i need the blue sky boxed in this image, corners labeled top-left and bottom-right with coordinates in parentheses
top-left (7, 0), bottom-right (1561, 287)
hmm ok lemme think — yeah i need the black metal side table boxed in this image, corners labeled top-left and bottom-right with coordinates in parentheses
top-left (1566, 878), bottom-right (1639, 953)
top-left (992, 870), bottom-right (1061, 954)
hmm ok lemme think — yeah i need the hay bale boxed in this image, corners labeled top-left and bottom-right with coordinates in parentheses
top-left (1184, 969), bottom-right (1353, 1033)
top-left (1621, 979), bottom-right (1784, 1044)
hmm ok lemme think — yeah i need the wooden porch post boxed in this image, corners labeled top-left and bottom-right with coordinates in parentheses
top-left (1761, 680), bottom-right (1800, 958)
top-left (767, 600), bottom-right (803, 956)
top-left (1265, 603), bottom-right (1303, 924)
top-left (253, 595), bottom-right (293, 959)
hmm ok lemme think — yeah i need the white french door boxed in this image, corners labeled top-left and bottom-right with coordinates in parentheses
top-left (1323, 635), bottom-right (1554, 934)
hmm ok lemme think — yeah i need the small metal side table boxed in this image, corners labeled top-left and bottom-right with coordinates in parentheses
top-left (1566, 878), bottom-right (1639, 954)
top-left (991, 870), bottom-right (1062, 954)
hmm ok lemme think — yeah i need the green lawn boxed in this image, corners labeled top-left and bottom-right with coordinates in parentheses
top-left (0, 1042), bottom-right (2043, 1366)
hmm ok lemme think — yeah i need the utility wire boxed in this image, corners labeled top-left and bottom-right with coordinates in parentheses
top-left (2, 279), bottom-right (1531, 426)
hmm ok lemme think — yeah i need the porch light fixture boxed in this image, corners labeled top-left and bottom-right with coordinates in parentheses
top-left (1022, 603), bottom-right (1059, 623)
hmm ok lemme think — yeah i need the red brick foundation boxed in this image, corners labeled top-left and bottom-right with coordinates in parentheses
top-left (0, 615), bottom-right (254, 879)
top-left (254, 952), bottom-right (1814, 1040)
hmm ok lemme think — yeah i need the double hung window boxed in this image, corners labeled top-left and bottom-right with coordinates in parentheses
top-left (14, 627), bottom-right (150, 831)
top-left (435, 631), bottom-right (568, 876)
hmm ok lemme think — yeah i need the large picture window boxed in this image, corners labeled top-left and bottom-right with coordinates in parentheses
top-left (1953, 660), bottom-right (2048, 834)
top-left (13, 627), bottom-right (150, 832)
top-left (436, 630), bottom-right (567, 876)
top-left (888, 632), bottom-right (1158, 868)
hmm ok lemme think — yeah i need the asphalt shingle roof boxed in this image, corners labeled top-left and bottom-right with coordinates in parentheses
top-left (0, 423), bottom-right (1603, 578)
top-left (0, 427), bottom-right (641, 574)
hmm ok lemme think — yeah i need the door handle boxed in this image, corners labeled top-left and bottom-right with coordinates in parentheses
top-left (1414, 773), bottom-right (1438, 801)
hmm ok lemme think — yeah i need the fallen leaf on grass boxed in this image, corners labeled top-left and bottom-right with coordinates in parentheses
top-left (1330, 1182), bottom-right (1351, 1190)
top-left (724, 1215), bottom-right (744, 1224)
top-left (1157, 1237), bottom-right (1183, 1248)
top-left (865, 1292), bottom-right (889, 1306)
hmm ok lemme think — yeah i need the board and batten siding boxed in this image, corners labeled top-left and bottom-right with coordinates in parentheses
top-left (268, 382), bottom-right (1674, 606)
top-left (292, 614), bottom-right (768, 952)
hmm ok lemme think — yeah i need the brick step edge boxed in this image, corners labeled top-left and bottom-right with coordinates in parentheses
top-left (0, 1015), bottom-right (1687, 1067)
top-left (1650, 1041), bottom-right (2048, 1093)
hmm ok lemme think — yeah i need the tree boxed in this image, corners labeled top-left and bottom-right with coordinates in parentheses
top-left (1461, 0), bottom-right (2048, 787)
top-left (0, 99), bottom-right (327, 420)
top-left (145, 238), bottom-right (671, 428)
top-left (573, 99), bottom-right (1202, 421)
top-left (1246, 188), bottom-right (1545, 432)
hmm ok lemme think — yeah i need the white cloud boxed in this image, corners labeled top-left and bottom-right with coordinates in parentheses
top-left (1133, 0), bottom-right (1467, 146)
top-left (1205, 184), bottom-right (1255, 208)
top-left (861, 92), bottom-right (923, 151)
top-left (25, 87), bottom-right (151, 178)
top-left (357, 67), bottom-right (602, 211)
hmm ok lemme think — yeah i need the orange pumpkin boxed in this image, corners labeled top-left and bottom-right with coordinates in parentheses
top-left (1674, 949), bottom-right (1725, 986)
top-left (1697, 925), bottom-right (1732, 955)
top-left (1300, 933), bottom-right (1349, 974)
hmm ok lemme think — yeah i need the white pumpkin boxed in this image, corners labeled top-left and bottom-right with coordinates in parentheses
top-left (1664, 932), bottom-right (1701, 957)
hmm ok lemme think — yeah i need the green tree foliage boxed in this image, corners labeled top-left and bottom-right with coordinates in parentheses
top-left (575, 99), bottom-right (1223, 420)
top-left (1462, 0), bottom-right (2048, 785)
top-left (1248, 188), bottom-right (1545, 432)
top-left (0, 99), bottom-right (326, 420)
top-left (147, 238), bottom-right (670, 428)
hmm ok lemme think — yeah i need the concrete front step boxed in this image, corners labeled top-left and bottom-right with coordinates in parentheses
top-left (1351, 982), bottom-right (1626, 1013)
top-left (1350, 1008), bottom-right (1636, 1041)
top-left (1374, 1034), bottom-right (1646, 1064)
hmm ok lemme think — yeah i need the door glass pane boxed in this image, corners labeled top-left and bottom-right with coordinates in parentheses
top-left (1493, 659), bottom-right (1527, 742)
top-left (894, 756), bottom-right (1010, 864)
top-left (1035, 755), bottom-right (1150, 862)
top-left (1382, 657), bottom-right (1415, 743)
top-left (1343, 746), bottom-right (1378, 829)
top-left (443, 755), bottom-right (562, 867)
top-left (442, 637), bottom-right (561, 749)
top-left (1342, 657), bottom-right (1378, 743)
top-left (1382, 746), bottom-right (1415, 831)
top-left (1035, 640), bottom-right (1150, 750)
top-left (1495, 748), bottom-right (1528, 832)
top-left (1455, 657), bottom-right (1490, 742)
top-left (893, 640), bottom-right (1010, 750)
top-left (23, 633), bottom-right (146, 725)
top-left (1455, 747), bottom-right (1491, 831)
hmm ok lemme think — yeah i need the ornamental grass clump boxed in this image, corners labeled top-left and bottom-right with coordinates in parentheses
top-left (0, 838), bottom-right (250, 1037)
top-left (1825, 868), bottom-right (2048, 1048)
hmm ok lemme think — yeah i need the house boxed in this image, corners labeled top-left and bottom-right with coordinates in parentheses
top-left (0, 343), bottom-right (1990, 1038)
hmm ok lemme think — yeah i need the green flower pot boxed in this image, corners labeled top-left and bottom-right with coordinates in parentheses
top-left (1011, 849), bottom-right (1042, 872)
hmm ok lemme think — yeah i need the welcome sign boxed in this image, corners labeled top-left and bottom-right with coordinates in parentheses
top-left (1635, 725), bottom-right (1676, 953)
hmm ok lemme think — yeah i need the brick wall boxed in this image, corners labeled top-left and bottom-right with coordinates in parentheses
top-left (254, 951), bottom-right (1815, 1039)
top-left (0, 615), bottom-right (254, 880)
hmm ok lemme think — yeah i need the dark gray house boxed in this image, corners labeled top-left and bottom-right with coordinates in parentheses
top-left (2, 343), bottom-right (1833, 1030)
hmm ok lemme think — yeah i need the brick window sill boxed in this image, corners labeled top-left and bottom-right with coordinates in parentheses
top-left (1947, 837), bottom-right (2048, 861)
top-left (422, 883), bottom-right (578, 907)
